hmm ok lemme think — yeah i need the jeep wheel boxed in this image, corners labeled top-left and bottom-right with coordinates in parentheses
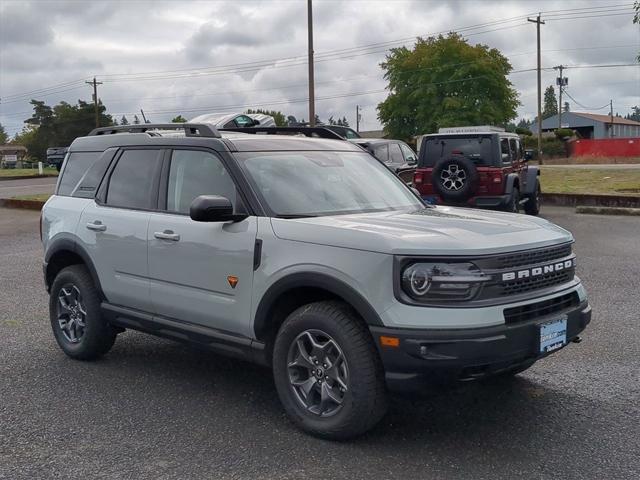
top-left (506, 187), bottom-right (520, 213)
top-left (272, 301), bottom-right (387, 439)
top-left (432, 156), bottom-right (479, 203)
top-left (524, 183), bottom-right (541, 216)
top-left (49, 265), bottom-right (116, 360)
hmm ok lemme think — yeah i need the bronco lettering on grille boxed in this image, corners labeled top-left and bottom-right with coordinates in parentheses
top-left (502, 258), bottom-right (576, 282)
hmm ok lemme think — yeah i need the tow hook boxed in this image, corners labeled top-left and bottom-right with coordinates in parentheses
top-left (572, 336), bottom-right (583, 344)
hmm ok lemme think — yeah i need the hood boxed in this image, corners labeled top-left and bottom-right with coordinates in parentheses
top-left (270, 206), bottom-right (573, 256)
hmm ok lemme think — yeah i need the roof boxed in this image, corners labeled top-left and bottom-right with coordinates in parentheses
top-left (571, 112), bottom-right (640, 126)
top-left (0, 144), bottom-right (27, 152)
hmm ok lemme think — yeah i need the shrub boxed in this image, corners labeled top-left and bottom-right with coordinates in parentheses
top-left (555, 128), bottom-right (574, 140)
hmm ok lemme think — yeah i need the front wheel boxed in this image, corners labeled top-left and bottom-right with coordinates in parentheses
top-left (272, 301), bottom-right (388, 440)
top-left (524, 184), bottom-right (541, 215)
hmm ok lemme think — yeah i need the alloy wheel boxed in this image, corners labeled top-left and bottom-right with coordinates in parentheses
top-left (56, 284), bottom-right (86, 343)
top-left (441, 164), bottom-right (467, 191)
top-left (287, 329), bottom-right (349, 417)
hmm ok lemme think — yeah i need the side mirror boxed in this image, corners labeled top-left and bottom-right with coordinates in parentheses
top-left (190, 195), bottom-right (244, 222)
top-left (252, 119), bottom-right (261, 126)
top-left (408, 157), bottom-right (417, 165)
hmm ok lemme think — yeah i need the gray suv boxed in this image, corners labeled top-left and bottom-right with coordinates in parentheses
top-left (42, 123), bottom-right (591, 439)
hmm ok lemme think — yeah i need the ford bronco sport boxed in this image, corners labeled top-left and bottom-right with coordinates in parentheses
top-left (42, 123), bottom-right (590, 439)
top-left (413, 126), bottom-right (541, 214)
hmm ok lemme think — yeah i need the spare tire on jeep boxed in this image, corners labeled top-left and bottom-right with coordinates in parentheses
top-left (432, 156), bottom-right (479, 203)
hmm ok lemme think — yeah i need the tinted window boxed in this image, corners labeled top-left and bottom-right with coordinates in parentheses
top-left (422, 136), bottom-right (494, 167)
top-left (500, 139), bottom-right (511, 163)
top-left (57, 152), bottom-right (100, 196)
top-left (373, 144), bottom-right (389, 162)
top-left (106, 149), bottom-right (161, 209)
top-left (389, 143), bottom-right (404, 164)
top-left (510, 138), bottom-right (520, 161)
top-left (167, 150), bottom-right (238, 214)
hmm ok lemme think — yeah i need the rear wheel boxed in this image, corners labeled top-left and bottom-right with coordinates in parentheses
top-left (272, 301), bottom-right (387, 440)
top-left (524, 183), bottom-right (541, 215)
top-left (49, 265), bottom-right (116, 360)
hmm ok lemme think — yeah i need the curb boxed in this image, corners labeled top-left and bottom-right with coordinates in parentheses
top-left (0, 174), bottom-right (58, 181)
top-left (541, 193), bottom-right (640, 208)
top-left (0, 198), bottom-right (45, 210)
top-left (576, 206), bottom-right (640, 216)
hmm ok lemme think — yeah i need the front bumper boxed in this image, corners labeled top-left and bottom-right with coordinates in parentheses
top-left (370, 300), bottom-right (591, 392)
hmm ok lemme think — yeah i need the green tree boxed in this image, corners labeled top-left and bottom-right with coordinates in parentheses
top-left (171, 115), bottom-right (188, 123)
top-left (120, 115), bottom-right (129, 125)
top-left (19, 99), bottom-right (113, 160)
top-left (377, 33), bottom-right (519, 139)
top-left (563, 101), bottom-right (570, 113)
top-left (245, 109), bottom-right (288, 126)
top-left (0, 123), bottom-right (8, 144)
top-left (626, 106), bottom-right (640, 122)
top-left (543, 86), bottom-right (558, 119)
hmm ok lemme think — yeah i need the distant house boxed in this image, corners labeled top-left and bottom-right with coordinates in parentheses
top-left (531, 112), bottom-right (640, 139)
top-left (0, 145), bottom-right (28, 167)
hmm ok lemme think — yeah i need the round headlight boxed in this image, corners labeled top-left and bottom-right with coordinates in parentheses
top-left (408, 266), bottom-right (431, 296)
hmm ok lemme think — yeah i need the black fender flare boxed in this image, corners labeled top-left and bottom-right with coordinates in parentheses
top-left (504, 173), bottom-right (520, 195)
top-left (44, 236), bottom-right (105, 300)
top-left (521, 166), bottom-right (540, 195)
top-left (253, 272), bottom-right (384, 340)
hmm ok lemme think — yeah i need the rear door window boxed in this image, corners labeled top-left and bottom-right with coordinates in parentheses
top-left (105, 149), bottom-right (162, 209)
top-left (510, 138), bottom-right (520, 161)
top-left (500, 138), bottom-right (511, 164)
top-left (57, 152), bottom-right (101, 196)
top-left (389, 143), bottom-right (404, 164)
top-left (373, 144), bottom-right (389, 162)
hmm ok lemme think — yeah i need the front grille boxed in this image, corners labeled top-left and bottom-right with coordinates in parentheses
top-left (499, 269), bottom-right (574, 296)
top-left (503, 292), bottom-right (579, 324)
top-left (496, 244), bottom-right (572, 269)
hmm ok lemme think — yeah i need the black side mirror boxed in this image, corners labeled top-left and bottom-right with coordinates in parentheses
top-left (190, 195), bottom-right (245, 222)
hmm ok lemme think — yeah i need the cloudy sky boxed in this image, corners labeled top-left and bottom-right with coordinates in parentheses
top-left (0, 0), bottom-right (638, 137)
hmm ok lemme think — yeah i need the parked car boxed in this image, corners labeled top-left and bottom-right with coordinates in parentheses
top-left (413, 126), bottom-right (540, 214)
top-left (323, 125), bottom-right (361, 139)
top-left (190, 112), bottom-right (276, 128)
top-left (42, 123), bottom-right (589, 439)
top-left (46, 147), bottom-right (69, 171)
top-left (350, 138), bottom-right (417, 181)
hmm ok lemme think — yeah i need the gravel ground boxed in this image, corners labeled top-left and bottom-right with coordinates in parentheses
top-left (0, 206), bottom-right (638, 480)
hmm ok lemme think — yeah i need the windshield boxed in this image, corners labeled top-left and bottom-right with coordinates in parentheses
top-left (422, 135), bottom-right (494, 166)
top-left (236, 151), bottom-right (423, 217)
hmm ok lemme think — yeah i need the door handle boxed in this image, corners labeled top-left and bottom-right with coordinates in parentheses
top-left (86, 221), bottom-right (106, 232)
top-left (154, 230), bottom-right (180, 241)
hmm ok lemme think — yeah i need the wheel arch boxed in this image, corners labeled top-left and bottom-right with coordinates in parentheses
top-left (45, 238), bottom-right (105, 300)
top-left (253, 272), bottom-right (384, 346)
top-left (522, 166), bottom-right (540, 195)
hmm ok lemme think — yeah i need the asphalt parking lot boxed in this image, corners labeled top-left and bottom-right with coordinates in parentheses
top-left (0, 177), bottom-right (57, 199)
top-left (0, 206), bottom-right (638, 479)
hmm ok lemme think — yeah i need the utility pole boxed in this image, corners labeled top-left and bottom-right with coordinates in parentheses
top-left (140, 109), bottom-right (148, 123)
top-left (307, 0), bottom-right (315, 127)
top-left (356, 105), bottom-right (360, 132)
top-left (528, 14), bottom-right (545, 164)
top-left (554, 65), bottom-right (567, 130)
top-left (85, 77), bottom-right (103, 128)
top-left (610, 100), bottom-right (614, 138)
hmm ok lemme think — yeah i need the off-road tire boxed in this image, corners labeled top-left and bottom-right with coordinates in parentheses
top-left (524, 183), bottom-right (541, 216)
top-left (432, 156), bottom-right (479, 203)
top-left (272, 301), bottom-right (388, 440)
top-left (49, 265), bottom-right (116, 360)
top-left (506, 187), bottom-right (520, 213)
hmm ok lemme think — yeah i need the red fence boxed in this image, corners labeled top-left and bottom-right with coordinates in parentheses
top-left (569, 138), bottom-right (640, 157)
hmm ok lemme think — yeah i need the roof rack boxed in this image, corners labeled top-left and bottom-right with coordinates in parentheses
top-left (88, 123), bottom-right (221, 138)
top-left (219, 126), bottom-right (345, 140)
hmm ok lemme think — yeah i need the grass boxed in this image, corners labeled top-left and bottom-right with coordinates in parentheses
top-left (540, 168), bottom-right (640, 196)
top-left (0, 167), bottom-right (58, 178)
top-left (10, 194), bottom-right (52, 202)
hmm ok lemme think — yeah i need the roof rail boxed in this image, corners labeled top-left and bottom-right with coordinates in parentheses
top-left (219, 126), bottom-right (345, 140)
top-left (88, 123), bottom-right (221, 138)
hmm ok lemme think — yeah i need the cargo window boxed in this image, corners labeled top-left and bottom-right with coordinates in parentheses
top-left (57, 152), bottom-right (101, 196)
top-left (373, 144), bottom-right (389, 162)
